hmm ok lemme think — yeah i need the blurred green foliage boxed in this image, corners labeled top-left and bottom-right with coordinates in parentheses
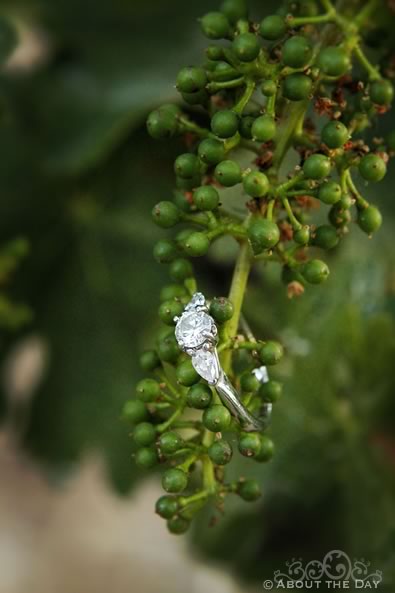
top-left (0, 0), bottom-right (394, 583)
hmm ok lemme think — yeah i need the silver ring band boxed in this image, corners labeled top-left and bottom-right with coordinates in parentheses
top-left (174, 292), bottom-right (271, 432)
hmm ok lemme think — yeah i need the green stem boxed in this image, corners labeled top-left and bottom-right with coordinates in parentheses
top-left (207, 77), bottom-right (245, 92)
top-left (289, 11), bottom-right (335, 27)
top-left (233, 79), bottom-right (256, 115)
top-left (272, 101), bottom-right (309, 174)
top-left (157, 405), bottom-right (185, 433)
top-left (345, 170), bottom-right (369, 208)
top-left (202, 454), bottom-right (216, 494)
top-left (353, 45), bottom-right (381, 81)
top-left (282, 197), bottom-right (302, 229)
top-left (177, 116), bottom-right (211, 138)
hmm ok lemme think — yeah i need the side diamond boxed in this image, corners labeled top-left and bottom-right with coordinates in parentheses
top-left (192, 349), bottom-right (220, 385)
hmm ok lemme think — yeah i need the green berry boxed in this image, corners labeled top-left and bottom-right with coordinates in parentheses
top-left (208, 439), bottom-right (233, 465)
top-left (357, 205), bottom-right (382, 234)
top-left (169, 258), bottom-right (194, 281)
top-left (198, 138), bottom-right (225, 165)
top-left (318, 180), bottom-right (342, 204)
top-left (176, 66), bottom-right (207, 93)
top-left (200, 11), bottom-right (230, 39)
top-left (211, 110), bottom-right (239, 138)
top-left (339, 193), bottom-right (354, 209)
top-left (139, 349), bottom-right (160, 372)
top-left (152, 201), bottom-right (180, 228)
top-left (176, 359), bottom-right (200, 386)
top-left (136, 378), bottom-right (161, 402)
top-left (122, 399), bottom-right (148, 424)
top-left (212, 60), bottom-right (239, 81)
top-left (133, 422), bottom-right (156, 447)
top-left (251, 115), bottom-right (276, 142)
top-left (293, 225), bottom-right (310, 245)
top-left (283, 73), bottom-right (312, 101)
top-left (203, 404), bottom-right (232, 432)
top-left (239, 115), bottom-right (255, 139)
top-left (147, 105), bottom-right (179, 139)
top-left (247, 218), bottom-right (280, 253)
top-left (187, 383), bottom-right (213, 409)
top-left (153, 239), bottom-right (178, 264)
top-left (167, 516), bottom-right (191, 534)
top-left (232, 32), bottom-right (260, 62)
top-left (158, 298), bottom-right (184, 325)
top-left (259, 380), bottom-right (282, 403)
top-left (159, 431), bottom-right (184, 455)
top-left (160, 284), bottom-right (187, 302)
top-left (359, 153), bottom-right (386, 182)
top-left (303, 154), bottom-right (332, 180)
top-left (329, 203), bottom-right (352, 228)
top-left (206, 45), bottom-right (224, 61)
top-left (261, 80), bottom-right (277, 96)
top-left (240, 371), bottom-right (260, 392)
top-left (155, 495), bottom-right (179, 519)
top-left (238, 479), bottom-right (262, 501)
top-left (317, 47), bottom-right (350, 77)
top-left (157, 332), bottom-right (180, 363)
top-left (369, 79), bottom-right (394, 105)
top-left (193, 186), bottom-right (219, 211)
top-left (209, 297), bottom-right (234, 323)
top-left (260, 341), bottom-right (283, 365)
top-left (255, 435), bottom-right (275, 462)
top-left (162, 468), bottom-right (188, 493)
top-left (313, 225), bottom-right (339, 249)
top-left (260, 15), bottom-right (287, 40)
top-left (174, 153), bottom-right (200, 179)
top-left (243, 171), bottom-right (270, 197)
top-left (321, 120), bottom-right (349, 149)
top-left (220, 0), bottom-right (248, 23)
top-left (183, 231), bottom-right (210, 257)
top-left (282, 35), bottom-right (312, 68)
top-left (135, 446), bottom-right (158, 469)
top-left (175, 174), bottom-right (201, 191)
top-left (238, 432), bottom-right (262, 457)
top-left (214, 160), bottom-right (242, 186)
top-left (302, 259), bottom-right (330, 284)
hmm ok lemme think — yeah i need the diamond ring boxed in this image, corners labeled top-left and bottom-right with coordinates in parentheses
top-left (174, 292), bottom-right (271, 432)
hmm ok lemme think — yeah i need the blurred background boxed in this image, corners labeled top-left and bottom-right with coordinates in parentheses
top-left (0, 0), bottom-right (395, 592)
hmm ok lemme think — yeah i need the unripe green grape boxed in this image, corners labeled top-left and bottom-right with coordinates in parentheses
top-left (302, 259), bottom-right (330, 284)
top-left (153, 239), bottom-right (178, 264)
top-left (193, 186), bottom-right (219, 211)
top-left (338, 193), bottom-right (354, 209)
top-left (329, 203), bottom-right (352, 228)
top-left (357, 205), bottom-right (382, 234)
top-left (313, 225), bottom-right (339, 249)
top-left (369, 79), bottom-right (394, 105)
top-left (136, 378), bottom-right (161, 402)
top-left (175, 228), bottom-right (194, 247)
top-left (321, 120), bottom-right (349, 148)
top-left (157, 332), bottom-right (180, 363)
top-left (155, 495), bottom-right (179, 519)
top-left (135, 446), bottom-right (158, 469)
top-left (243, 170), bottom-right (270, 197)
top-left (247, 218), bottom-right (280, 253)
top-left (175, 174), bottom-right (201, 191)
top-left (259, 380), bottom-right (282, 403)
top-left (198, 138), bottom-right (225, 164)
top-left (158, 298), bottom-right (184, 325)
top-left (174, 153), bottom-right (200, 179)
top-left (160, 284), bottom-right (188, 302)
top-left (238, 479), bottom-right (262, 501)
top-left (260, 341), bottom-right (283, 365)
top-left (239, 115), bottom-right (255, 139)
top-left (220, 0), bottom-right (248, 23)
top-left (181, 89), bottom-right (209, 105)
top-left (200, 11), bottom-right (230, 39)
top-left (261, 80), bottom-right (277, 96)
top-left (182, 231), bottom-right (210, 257)
top-left (232, 32), bottom-right (260, 62)
top-left (203, 404), bottom-right (232, 432)
top-left (167, 516), bottom-right (191, 534)
top-left (159, 431), bottom-right (184, 455)
top-left (240, 371), bottom-right (260, 392)
top-left (176, 66), bottom-right (207, 93)
top-left (211, 109), bottom-right (239, 139)
top-left (255, 435), bottom-right (274, 462)
top-left (214, 159), bottom-right (242, 186)
top-left (293, 225), bottom-right (310, 245)
top-left (133, 422), bottom-right (157, 447)
top-left (303, 154), bottom-right (332, 180)
top-left (259, 15), bottom-right (287, 40)
top-left (162, 468), bottom-right (188, 493)
top-left (187, 383), bottom-right (213, 409)
top-left (209, 297), bottom-right (234, 323)
top-left (318, 180), bottom-right (342, 204)
top-left (206, 45), bottom-right (224, 61)
top-left (282, 35), bottom-right (312, 68)
top-left (152, 201), bottom-right (180, 228)
top-left (317, 47), bottom-right (350, 77)
top-left (172, 190), bottom-right (192, 213)
top-left (208, 439), bottom-right (233, 465)
top-left (176, 359), bottom-right (200, 386)
top-left (358, 153), bottom-right (387, 182)
top-left (283, 73), bottom-right (312, 101)
top-left (169, 258), bottom-right (194, 281)
top-left (139, 349), bottom-right (160, 372)
top-left (212, 60), bottom-right (239, 81)
top-left (238, 432), bottom-right (262, 457)
top-left (122, 399), bottom-right (149, 424)
top-left (251, 115), bottom-right (276, 142)
top-left (147, 105), bottom-right (179, 139)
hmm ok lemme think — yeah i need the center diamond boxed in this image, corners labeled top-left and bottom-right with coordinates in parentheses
top-left (175, 310), bottom-right (214, 350)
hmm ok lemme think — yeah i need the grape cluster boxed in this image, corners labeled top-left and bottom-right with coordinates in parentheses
top-left (123, 0), bottom-right (393, 534)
